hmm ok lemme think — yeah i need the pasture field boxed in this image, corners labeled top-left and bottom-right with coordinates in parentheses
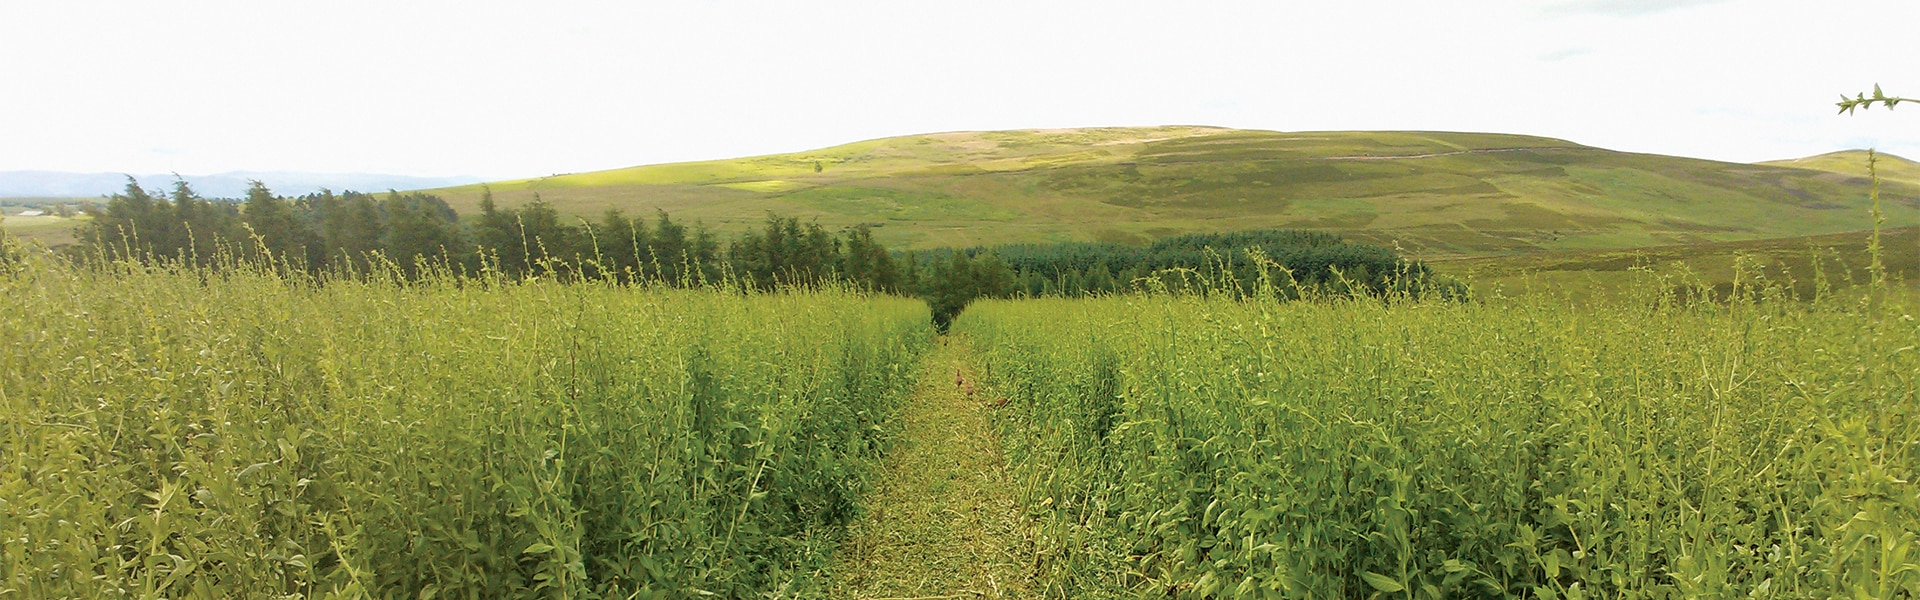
top-left (0, 243), bottom-right (929, 598)
top-left (961, 284), bottom-right (1920, 597)
top-left (0, 214), bottom-right (86, 247)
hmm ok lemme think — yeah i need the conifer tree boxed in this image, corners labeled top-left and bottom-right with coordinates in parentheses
top-left (650, 210), bottom-right (689, 284)
top-left (319, 191), bottom-right (385, 274)
top-left (241, 180), bottom-right (318, 271)
top-left (379, 192), bottom-right (463, 278)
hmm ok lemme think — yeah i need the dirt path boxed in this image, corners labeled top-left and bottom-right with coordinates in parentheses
top-left (826, 337), bottom-right (1036, 599)
top-left (1311, 146), bottom-right (1560, 161)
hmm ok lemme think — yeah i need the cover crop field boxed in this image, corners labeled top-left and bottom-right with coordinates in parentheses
top-left (0, 246), bottom-right (929, 598)
top-left (961, 283), bottom-right (1920, 597)
top-left (3, 236), bottom-right (1918, 598)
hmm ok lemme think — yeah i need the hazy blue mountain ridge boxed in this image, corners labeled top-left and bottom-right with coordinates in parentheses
top-left (0, 171), bottom-right (484, 199)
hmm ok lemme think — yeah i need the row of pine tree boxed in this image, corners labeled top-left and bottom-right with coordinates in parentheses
top-left (78, 179), bottom-right (919, 292)
top-left (73, 178), bottom-right (1444, 328)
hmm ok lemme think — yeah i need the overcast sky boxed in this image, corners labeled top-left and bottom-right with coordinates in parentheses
top-left (2, 0), bottom-right (1916, 180)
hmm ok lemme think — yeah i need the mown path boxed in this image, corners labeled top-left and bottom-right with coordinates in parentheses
top-left (826, 337), bottom-right (1037, 599)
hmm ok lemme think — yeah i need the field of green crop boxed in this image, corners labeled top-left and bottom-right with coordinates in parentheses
top-left (0, 245), bottom-right (929, 597)
top-left (961, 285), bottom-right (1919, 597)
top-left (7, 214), bottom-right (1920, 598)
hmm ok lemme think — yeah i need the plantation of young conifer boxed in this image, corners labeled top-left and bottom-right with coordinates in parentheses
top-left (0, 240), bottom-right (929, 598)
top-left (961, 279), bottom-right (1920, 598)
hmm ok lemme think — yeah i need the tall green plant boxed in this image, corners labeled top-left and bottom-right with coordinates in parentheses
top-left (961, 280), bottom-right (1919, 597)
top-left (0, 251), bottom-right (930, 597)
top-left (1839, 84), bottom-right (1913, 289)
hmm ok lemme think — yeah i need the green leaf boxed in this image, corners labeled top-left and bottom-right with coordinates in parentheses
top-left (1361, 571), bottom-right (1405, 593)
top-left (522, 542), bottom-right (556, 555)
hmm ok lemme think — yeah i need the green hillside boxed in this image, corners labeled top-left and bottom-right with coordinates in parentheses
top-left (1443, 226), bottom-right (1920, 300)
top-left (430, 127), bottom-right (1920, 257)
top-left (1758, 149), bottom-right (1920, 187)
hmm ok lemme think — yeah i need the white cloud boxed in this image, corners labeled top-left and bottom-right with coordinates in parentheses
top-left (1542, 0), bottom-right (1734, 16)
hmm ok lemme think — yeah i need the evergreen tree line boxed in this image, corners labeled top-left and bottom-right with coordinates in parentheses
top-left (911, 230), bottom-right (1460, 331)
top-left (72, 178), bottom-right (1453, 331)
top-left (78, 179), bottom-right (911, 292)
top-left (80, 178), bottom-right (470, 278)
top-left (918, 229), bottom-right (1445, 299)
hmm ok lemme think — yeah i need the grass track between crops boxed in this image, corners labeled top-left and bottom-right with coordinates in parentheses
top-left (827, 337), bottom-right (1038, 599)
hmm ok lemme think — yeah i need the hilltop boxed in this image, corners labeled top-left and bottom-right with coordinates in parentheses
top-left (427, 127), bottom-right (1920, 257)
top-left (1757, 150), bottom-right (1920, 188)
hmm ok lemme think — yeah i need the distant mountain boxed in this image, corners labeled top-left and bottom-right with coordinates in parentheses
top-left (0, 171), bottom-right (484, 199)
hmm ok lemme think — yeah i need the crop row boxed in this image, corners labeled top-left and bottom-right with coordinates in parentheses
top-left (0, 252), bottom-right (929, 598)
top-left (962, 291), bottom-right (1920, 598)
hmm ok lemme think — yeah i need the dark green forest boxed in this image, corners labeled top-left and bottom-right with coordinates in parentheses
top-left (912, 231), bottom-right (1459, 329)
top-left (75, 178), bottom-right (1445, 327)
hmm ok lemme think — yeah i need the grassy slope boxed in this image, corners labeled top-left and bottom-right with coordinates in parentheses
top-left (1435, 151), bottom-right (1920, 299)
top-left (1440, 226), bottom-right (1920, 300)
top-left (429, 127), bottom-right (1920, 257)
top-left (1759, 150), bottom-right (1920, 188)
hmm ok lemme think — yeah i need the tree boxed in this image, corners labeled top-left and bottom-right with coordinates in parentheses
top-left (241, 180), bottom-right (319, 271)
top-left (80, 178), bottom-right (166, 259)
top-left (730, 215), bottom-right (839, 289)
top-left (840, 224), bottom-right (900, 292)
top-left (473, 187), bottom-right (525, 276)
top-left (166, 178), bottom-right (241, 265)
top-left (379, 192), bottom-right (463, 278)
top-left (597, 209), bottom-right (650, 283)
top-left (649, 210), bottom-right (689, 284)
top-left (925, 251), bottom-right (976, 332)
top-left (318, 191), bottom-right (385, 274)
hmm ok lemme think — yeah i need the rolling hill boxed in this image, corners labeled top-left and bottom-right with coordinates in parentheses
top-left (1757, 150), bottom-right (1920, 188)
top-left (426, 127), bottom-right (1920, 258)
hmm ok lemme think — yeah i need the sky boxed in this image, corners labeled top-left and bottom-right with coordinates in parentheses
top-left (2, 0), bottom-right (1916, 181)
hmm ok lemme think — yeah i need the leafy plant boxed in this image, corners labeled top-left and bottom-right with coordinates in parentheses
top-left (0, 248), bottom-right (930, 597)
top-left (961, 274), bottom-right (1920, 598)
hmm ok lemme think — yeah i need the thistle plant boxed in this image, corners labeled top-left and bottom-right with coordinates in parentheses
top-left (1837, 84), bottom-right (1908, 114)
top-left (1838, 83), bottom-right (1913, 292)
